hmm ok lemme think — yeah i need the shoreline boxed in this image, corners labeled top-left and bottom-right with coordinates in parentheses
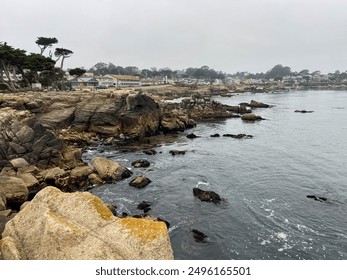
top-left (0, 85), bottom-right (336, 259)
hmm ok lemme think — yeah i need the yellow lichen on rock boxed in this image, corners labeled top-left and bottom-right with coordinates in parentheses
top-left (119, 217), bottom-right (167, 242)
top-left (89, 195), bottom-right (113, 220)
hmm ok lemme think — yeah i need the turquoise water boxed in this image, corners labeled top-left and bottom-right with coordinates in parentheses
top-left (86, 90), bottom-right (347, 259)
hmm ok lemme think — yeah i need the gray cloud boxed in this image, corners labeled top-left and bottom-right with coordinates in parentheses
top-left (1, 0), bottom-right (347, 73)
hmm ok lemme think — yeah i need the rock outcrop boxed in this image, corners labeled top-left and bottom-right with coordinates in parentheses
top-left (0, 108), bottom-right (64, 169)
top-left (0, 187), bottom-right (173, 260)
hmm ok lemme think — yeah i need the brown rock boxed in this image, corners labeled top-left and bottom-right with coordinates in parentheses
top-left (129, 176), bottom-right (152, 189)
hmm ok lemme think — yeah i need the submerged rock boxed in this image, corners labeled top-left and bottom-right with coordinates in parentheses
top-left (210, 133), bottom-right (220, 138)
top-left (129, 176), bottom-right (152, 189)
top-left (295, 110), bottom-right (314, 113)
top-left (131, 159), bottom-right (150, 168)
top-left (193, 187), bottom-right (221, 204)
top-left (192, 229), bottom-right (208, 243)
top-left (186, 133), bottom-right (198, 139)
top-left (143, 149), bottom-right (157, 155)
top-left (137, 201), bottom-right (152, 213)
top-left (0, 187), bottom-right (173, 260)
top-left (307, 195), bottom-right (327, 202)
top-left (223, 133), bottom-right (253, 139)
top-left (169, 150), bottom-right (186, 156)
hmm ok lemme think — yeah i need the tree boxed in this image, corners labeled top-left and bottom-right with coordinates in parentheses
top-left (39, 67), bottom-right (65, 88)
top-left (0, 42), bottom-right (27, 91)
top-left (23, 53), bottom-right (55, 84)
top-left (54, 48), bottom-right (73, 69)
top-left (35, 37), bottom-right (58, 56)
top-left (265, 64), bottom-right (292, 79)
top-left (69, 67), bottom-right (86, 77)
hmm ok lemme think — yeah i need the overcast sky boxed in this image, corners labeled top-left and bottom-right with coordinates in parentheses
top-left (1, 0), bottom-right (347, 73)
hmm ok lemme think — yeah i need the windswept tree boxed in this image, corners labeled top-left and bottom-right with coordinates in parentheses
top-left (0, 42), bottom-right (27, 91)
top-left (23, 53), bottom-right (55, 84)
top-left (35, 37), bottom-right (58, 56)
top-left (68, 67), bottom-right (86, 77)
top-left (54, 48), bottom-right (73, 69)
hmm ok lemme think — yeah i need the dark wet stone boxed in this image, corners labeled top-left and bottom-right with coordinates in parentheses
top-left (143, 149), bottom-right (157, 155)
top-left (186, 133), bottom-right (198, 139)
top-left (307, 195), bottom-right (327, 202)
top-left (223, 133), bottom-right (253, 139)
top-left (192, 229), bottom-right (208, 243)
top-left (193, 187), bottom-right (222, 204)
top-left (169, 150), bottom-right (186, 156)
top-left (137, 201), bottom-right (152, 213)
top-left (295, 110), bottom-right (314, 113)
top-left (131, 159), bottom-right (150, 168)
top-left (210, 134), bottom-right (220, 137)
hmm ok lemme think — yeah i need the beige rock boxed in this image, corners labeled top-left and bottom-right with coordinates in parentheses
top-left (0, 176), bottom-right (28, 204)
top-left (10, 158), bottom-right (30, 169)
top-left (19, 201), bottom-right (30, 211)
top-left (88, 173), bottom-right (103, 185)
top-left (70, 166), bottom-right (94, 179)
top-left (0, 187), bottom-right (173, 260)
top-left (16, 174), bottom-right (39, 191)
top-left (241, 113), bottom-right (263, 121)
top-left (41, 167), bottom-right (66, 180)
top-left (91, 157), bottom-right (131, 182)
top-left (0, 209), bottom-right (12, 217)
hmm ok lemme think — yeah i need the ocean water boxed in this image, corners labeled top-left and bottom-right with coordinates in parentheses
top-left (85, 90), bottom-right (347, 260)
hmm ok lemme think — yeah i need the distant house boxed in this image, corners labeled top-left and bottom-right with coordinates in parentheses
top-left (95, 74), bottom-right (141, 88)
top-left (69, 77), bottom-right (98, 89)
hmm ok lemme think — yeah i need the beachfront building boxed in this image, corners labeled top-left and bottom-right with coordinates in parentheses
top-left (69, 77), bottom-right (98, 90)
top-left (96, 75), bottom-right (141, 88)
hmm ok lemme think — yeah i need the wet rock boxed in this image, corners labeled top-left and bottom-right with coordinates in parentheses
top-left (106, 203), bottom-right (118, 215)
top-left (143, 149), bottom-right (157, 155)
top-left (131, 159), bottom-right (150, 168)
top-left (210, 133), bottom-right (220, 138)
top-left (91, 157), bottom-right (132, 182)
top-left (193, 187), bottom-right (221, 204)
top-left (307, 195), bottom-right (327, 202)
top-left (241, 113), bottom-right (264, 121)
top-left (157, 217), bottom-right (170, 229)
top-left (192, 229), bottom-right (208, 243)
top-left (186, 133), bottom-right (198, 139)
top-left (129, 176), bottom-right (151, 189)
top-left (250, 100), bottom-right (271, 108)
top-left (137, 201), bottom-right (152, 213)
top-left (223, 133), bottom-right (253, 139)
top-left (295, 110), bottom-right (314, 113)
top-left (169, 150), bottom-right (186, 156)
top-left (0, 187), bottom-right (174, 260)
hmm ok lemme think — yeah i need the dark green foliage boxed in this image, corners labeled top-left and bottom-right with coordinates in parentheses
top-left (35, 37), bottom-right (58, 55)
top-left (69, 67), bottom-right (86, 77)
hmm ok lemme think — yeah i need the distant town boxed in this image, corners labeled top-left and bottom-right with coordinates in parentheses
top-left (1, 38), bottom-right (347, 92)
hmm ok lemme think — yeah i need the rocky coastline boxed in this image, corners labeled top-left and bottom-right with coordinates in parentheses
top-left (0, 85), bottom-right (273, 259)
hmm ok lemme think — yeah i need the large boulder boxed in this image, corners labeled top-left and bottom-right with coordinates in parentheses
top-left (0, 187), bottom-right (173, 260)
top-left (91, 157), bottom-right (132, 182)
top-left (0, 176), bottom-right (28, 205)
